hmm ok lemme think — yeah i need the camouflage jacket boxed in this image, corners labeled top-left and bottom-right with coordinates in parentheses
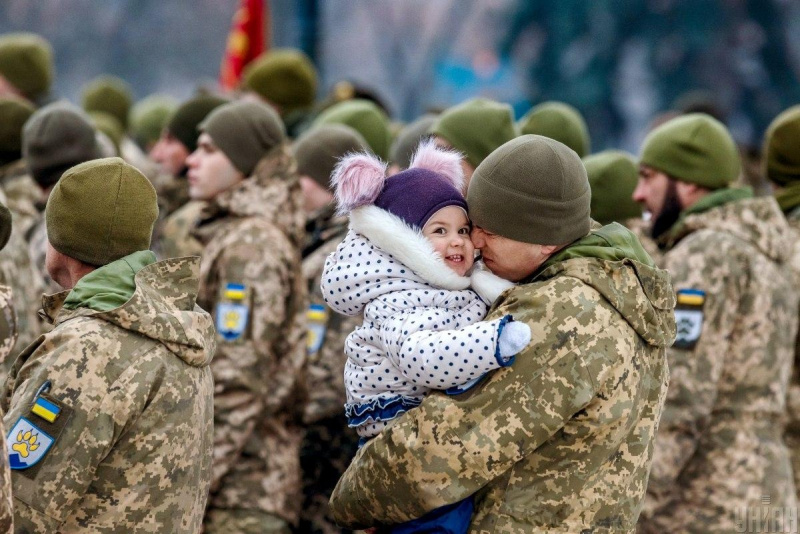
top-left (625, 217), bottom-right (662, 267)
top-left (1, 253), bottom-right (215, 533)
top-left (27, 217), bottom-right (60, 296)
top-left (301, 204), bottom-right (356, 424)
top-left (0, 285), bottom-right (16, 533)
top-left (641, 194), bottom-right (799, 533)
top-left (0, 160), bottom-right (40, 238)
top-left (157, 199), bottom-right (206, 260)
top-left (330, 223), bottom-right (676, 533)
top-left (149, 171), bottom-right (192, 259)
top-left (0, 188), bottom-right (43, 369)
top-left (193, 145), bottom-right (309, 524)
top-left (780, 206), bottom-right (800, 504)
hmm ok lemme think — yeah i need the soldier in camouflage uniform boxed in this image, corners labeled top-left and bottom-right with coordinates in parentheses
top-left (294, 124), bottom-right (367, 534)
top-left (22, 101), bottom-right (101, 294)
top-left (152, 94), bottom-right (227, 258)
top-left (763, 106), bottom-right (800, 504)
top-left (584, 150), bottom-right (662, 265)
top-left (329, 135), bottom-right (676, 533)
top-left (188, 101), bottom-right (307, 533)
top-left (635, 114), bottom-right (799, 532)
top-left (2, 157), bottom-right (215, 532)
top-left (0, 200), bottom-right (16, 533)
top-left (0, 97), bottom-right (44, 359)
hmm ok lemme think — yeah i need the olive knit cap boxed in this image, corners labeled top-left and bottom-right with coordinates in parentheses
top-left (23, 101), bottom-right (101, 189)
top-left (468, 135), bottom-right (591, 245)
top-left (242, 49), bottom-right (317, 114)
top-left (82, 76), bottom-right (134, 129)
top-left (518, 101), bottom-right (591, 158)
top-left (390, 114), bottom-right (437, 169)
top-left (639, 113), bottom-right (741, 189)
top-left (584, 150), bottom-right (642, 225)
top-left (0, 96), bottom-right (34, 157)
top-left (763, 105), bottom-right (800, 187)
top-left (89, 111), bottom-right (124, 154)
top-left (166, 94), bottom-right (228, 153)
top-left (0, 33), bottom-right (53, 101)
top-left (129, 95), bottom-right (177, 150)
top-left (314, 99), bottom-right (392, 160)
top-left (432, 98), bottom-right (516, 169)
top-left (293, 124), bottom-right (368, 190)
top-left (46, 157), bottom-right (158, 266)
top-left (200, 100), bottom-right (286, 176)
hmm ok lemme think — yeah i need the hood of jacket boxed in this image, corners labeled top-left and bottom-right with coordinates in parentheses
top-left (194, 143), bottom-right (306, 248)
top-left (323, 205), bottom-right (477, 316)
top-left (41, 253), bottom-right (215, 367)
top-left (665, 189), bottom-right (791, 263)
top-left (533, 222), bottom-right (676, 347)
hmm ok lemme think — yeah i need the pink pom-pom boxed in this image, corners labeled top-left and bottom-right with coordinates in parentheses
top-left (332, 152), bottom-right (388, 214)
top-left (409, 139), bottom-right (465, 192)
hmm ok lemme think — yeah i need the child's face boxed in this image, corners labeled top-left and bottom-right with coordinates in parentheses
top-left (422, 206), bottom-right (475, 277)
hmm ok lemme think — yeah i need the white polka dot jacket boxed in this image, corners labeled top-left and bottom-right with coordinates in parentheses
top-left (321, 204), bottom-right (519, 438)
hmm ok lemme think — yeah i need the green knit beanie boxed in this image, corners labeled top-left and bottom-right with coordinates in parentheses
top-left (390, 114), bottom-right (437, 168)
top-left (0, 33), bottom-right (53, 101)
top-left (584, 150), bottom-right (642, 225)
top-left (519, 101), bottom-right (591, 157)
top-left (82, 76), bottom-right (134, 129)
top-left (242, 49), bottom-right (317, 114)
top-left (468, 135), bottom-right (591, 245)
top-left (166, 94), bottom-right (228, 153)
top-left (764, 105), bottom-right (800, 187)
top-left (129, 95), bottom-right (178, 150)
top-left (23, 102), bottom-right (101, 189)
top-left (200, 100), bottom-right (286, 176)
top-left (432, 98), bottom-right (516, 169)
top-left (46, 157), bottom-right (158, 266)
top-left (89, 111), bottom-right (124, 154)
top-left (293, 124), bottom-right (368, 190)
top-left (0, 96), bottom-right (34, 160)
top-left (639, 113), bottom-right (741, 189)
top-left (314, 99), bottom-right (392, 160)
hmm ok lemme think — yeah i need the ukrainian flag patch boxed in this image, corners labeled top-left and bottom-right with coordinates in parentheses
top-left (31, 397), bottom-right (60, 423)
top-left (224, 283), bottom-right (246, 300)
top-left (677, 288), bottom-right (706, 307)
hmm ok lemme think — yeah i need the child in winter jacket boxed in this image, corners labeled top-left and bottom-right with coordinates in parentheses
top-left (321, 141), bottom-right (531, 534)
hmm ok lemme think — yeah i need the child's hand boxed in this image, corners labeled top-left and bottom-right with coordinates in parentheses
top-left (498, 320), bottom-right (531, 359)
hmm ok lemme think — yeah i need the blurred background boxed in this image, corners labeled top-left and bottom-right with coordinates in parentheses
top-left (2, 0), bottom-right (799, 152)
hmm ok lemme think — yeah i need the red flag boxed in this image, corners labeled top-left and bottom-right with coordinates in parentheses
top-left (219, 0), bottom-right (268, 92)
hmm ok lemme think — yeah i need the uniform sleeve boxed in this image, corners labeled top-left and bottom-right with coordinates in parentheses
top-left (5, 347), bottom-right (160, 532)
top-left (379, 308), bottom-right (514, 390)
top-left (329, 286), bottom-right (606, 528)
top-left (208, 241), bottom-right (304, 492)
top-left (642, 235), bottom-right (743, 520)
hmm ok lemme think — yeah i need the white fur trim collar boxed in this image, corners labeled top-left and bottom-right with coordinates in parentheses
top-left (349, 205), bottom-right (471, 290)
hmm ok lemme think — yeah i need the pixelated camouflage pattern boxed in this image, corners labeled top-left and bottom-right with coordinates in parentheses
top-left (2, 257), bottom-right (216, 533)
top-left (204, 508), bottom-right (292, 533)
top-left (330, 224), bottom-right (676, 533)
top-left (26, 217), bottom-right (60, 295)
top-left (193, 144), bottom-right (309, 526)
top-left (157, 199), bottom-right (206, 260)
top-left (625, 216), bottom-right (663, 267)
top-left (149, 171), bottom-right (192, 259)
top-left (0, 160), bottom-right (40, 238)
top-left (0, 284), bottom-right (16, 534)
top-left (300, 204), bottom-right (359, 534)
top-left (0, 187), bottom-right (43, 372)
top-left (641, 197), bottom-right (799, 533)
top-left (782, 207), bottom-right (800, 505)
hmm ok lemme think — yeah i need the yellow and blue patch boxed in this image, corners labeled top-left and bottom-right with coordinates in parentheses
top-left (31, 397), bottom-right (61, 423)
top-left (306, 304), bottom-right (329, 356)
top-left (7, 417), bottom-right (54, 470)
top-left (674, 288), bottom-right (706, 350)
top-left (217, 283), bottom-right (249, 342)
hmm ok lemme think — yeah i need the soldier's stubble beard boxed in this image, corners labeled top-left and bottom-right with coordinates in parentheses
top-left (651, 179), bottom-right (683, 241)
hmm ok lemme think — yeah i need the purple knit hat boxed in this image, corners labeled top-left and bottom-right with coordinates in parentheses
top-left (374, 168), bottom-right (467, 229)
top-left (332, 139), bottom-right (467, 230)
